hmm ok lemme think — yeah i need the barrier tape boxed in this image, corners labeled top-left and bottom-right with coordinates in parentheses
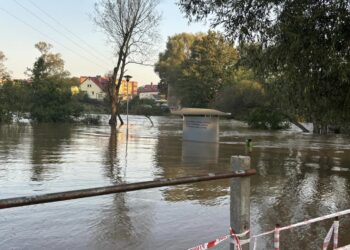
top-left (274, 224), bottom-right (280, 250)
top-left (231, 228), bottom-right (242, 250)
top-left (323, 219), bottom-right (339, 250)
top-left (336, 245), bottom-right (350, 250)
top-left (334, 220), bottom-right (339, 249)
top-left (188, 209), bottom-right (350, 250)
top-left (323, 223), bottom-right (334, 250)
top-left (188, 229), bottom-right (249, 250)
top-left (252, 237), bottom-right (257, 250)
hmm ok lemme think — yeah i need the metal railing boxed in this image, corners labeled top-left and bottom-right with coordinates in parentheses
top-left (0, 169), bottom-right (256, 209)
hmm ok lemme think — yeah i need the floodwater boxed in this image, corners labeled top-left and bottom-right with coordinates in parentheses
top-left (1, 115), bottom-right (350, 250)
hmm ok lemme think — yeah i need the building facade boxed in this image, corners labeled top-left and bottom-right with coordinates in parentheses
top-left (139, 84), bottom-right (159, 100)
top-left (80, 76), bottom-right (108, 101)
top-left (119, 80), bottom-right (138, 100)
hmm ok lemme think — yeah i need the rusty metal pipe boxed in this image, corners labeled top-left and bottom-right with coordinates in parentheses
top-left (0, 169), bottom-right (256, 209)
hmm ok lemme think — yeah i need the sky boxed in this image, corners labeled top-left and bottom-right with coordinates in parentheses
top-left (0, 0), bottom-right (209, 86)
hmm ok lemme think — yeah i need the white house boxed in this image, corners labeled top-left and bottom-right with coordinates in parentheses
top-left (139, 83), bottom-right (159, 100)
top-left (80, 76), bottom-right (108, 100)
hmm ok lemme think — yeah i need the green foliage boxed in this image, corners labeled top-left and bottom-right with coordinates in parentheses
top-left (155, 33), bottom-right (198, 83)
top-left (25, 42), bottom-right (82, 123)
top-left (78, 93), bottom-right (109, 114)
top-left (247, 108), bottom-right (290, 130)
top-left (80, 114), bottom-right (102, 125)
top-left (179, 0), bottom-right (350, 133)
top-left (0, 81), bottom-right (30, 122)
top-left (27, 42), bottom-right (69, 80)
top-left (0, 51), bottom-right (10, 81)
top-left (1, 42), bottom-right (84, 124)
top-left (157, 79), bottom-right (168, 97)
top-left (119, 96), bottom-right (168, 116)
top-left (212, 79), bottom-right (265, 120)
top-left (29, 77), bottom-right (82, 122)
top-left (156, 32), bottom-right (239, 107)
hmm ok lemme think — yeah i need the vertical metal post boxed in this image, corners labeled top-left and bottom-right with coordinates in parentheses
top-left (126, 79), bottom-right (129, 138)
top-left (230, 156), bottom-right (251, 250)
top-left (124, 75), bottom-right (132, 139)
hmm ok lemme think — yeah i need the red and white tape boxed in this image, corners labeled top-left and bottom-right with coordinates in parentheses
top-left (188, 209), bottom-right (350, 250)
top-left (274, 225), bottom-right (280, 250)
top-left (251, 209), bottom-right (350, 243)
top-left (188, 229), bottom-right (249, 250)
top-left (323, 219), bottom-right (339, 250)
top-left (336, 245), bottom-right (350, 250)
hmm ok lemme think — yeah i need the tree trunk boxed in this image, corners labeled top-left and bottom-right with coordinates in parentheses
top-left (108, 68), bottom-right (119, 126)
top-left (282, 113), bottom-right (310, 133)
top-left (288, 119), bottom-right (309, 133)
top-left (108, 80), bottom-right (118, 125)
top-left (118, 113), bottom-right (124, 125)
top-left (109, 101), bottom-right (118, 125)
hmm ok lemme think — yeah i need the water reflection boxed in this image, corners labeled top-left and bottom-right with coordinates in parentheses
top-left (93, 124), bottom-right (156, 249)
top-left (249, 143), bottom-right (350, 249)
top-left (30, 124), bottom-right (73, 181)
top-left (155, 124), bottom-right (228, 205)
top-left (103, 126), bottom-right (121, 181)
top-left (0, 124), bottom-right (27, 161)
top-left (181, 141), bottom-right (219, 164)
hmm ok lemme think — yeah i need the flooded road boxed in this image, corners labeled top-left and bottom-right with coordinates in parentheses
top-left (1, 115), bottom-right (350, 249)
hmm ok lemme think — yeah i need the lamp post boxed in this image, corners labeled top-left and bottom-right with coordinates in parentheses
top-left (124, 75), bottom-right (132, 138)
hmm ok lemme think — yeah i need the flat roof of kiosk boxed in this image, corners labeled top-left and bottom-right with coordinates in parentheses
top-left (171, 108), bottom-right (231, 116)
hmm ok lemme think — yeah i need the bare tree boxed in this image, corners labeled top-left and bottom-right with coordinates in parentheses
top-left (94, 0), bottom-right (161, 125)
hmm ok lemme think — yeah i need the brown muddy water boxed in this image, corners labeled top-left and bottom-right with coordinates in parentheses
top-left (1, 115), bottom-right (350, 250)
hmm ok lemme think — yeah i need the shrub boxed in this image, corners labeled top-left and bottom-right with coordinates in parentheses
top-left (30, 77), bottom-right (82, 122)
top-left (246, 107), bottom-right (290, 130)
top-left (212, 82), bottom-right (265, 120)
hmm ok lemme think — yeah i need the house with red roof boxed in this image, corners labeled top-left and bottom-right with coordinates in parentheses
top-left (80, 76), bottom-right (109, 100)
top-left (138, 83), bottom-right (159, 100)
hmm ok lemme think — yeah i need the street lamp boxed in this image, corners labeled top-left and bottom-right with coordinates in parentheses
top-left (124, 75), bottom-right (132, 138)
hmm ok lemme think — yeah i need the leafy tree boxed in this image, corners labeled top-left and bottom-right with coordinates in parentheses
top-left (94, 0), bottom-right (161, 125)
top-left (29, 77), bottom-right (82, 122)
top-left (212, 71), bottom-right (264, 119)
top-left (155, 33), bottom-right (198, 107)
top-left (26, 42), bottom-right (81, 122)
top-left (0, 51), bottom-right (10, 81)
top-left (156, 32), bottom-right (239, 107)
top-left (157, 79), bottom-right (168, 97)
top-left (179, 0), bottom-right (350, 133)
top-left (26, 42), bottom-right (69, 80)
top-left (155, 33), bottom-right (198, 90)
top-left (0, 81), bottom-right (30, 122)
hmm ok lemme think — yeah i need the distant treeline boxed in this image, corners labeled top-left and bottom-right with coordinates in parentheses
top-left (0, 42), bottom-right (168, 124)
top-left (155, 31), bottom-right (350, 134)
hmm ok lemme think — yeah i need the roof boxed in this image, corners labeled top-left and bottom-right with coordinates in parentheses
top-left (82, 77), bottom-right (109, 91)
top-left (139, 84), bottom-right (158, 93)
top-left (171, 108), bottom-right (231, 116)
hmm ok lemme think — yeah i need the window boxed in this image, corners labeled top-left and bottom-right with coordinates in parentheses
top-left (92, 91), bottom-right (94, 95)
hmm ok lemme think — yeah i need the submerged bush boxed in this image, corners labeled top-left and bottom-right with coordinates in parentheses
top-left (0, 81), bottom-right (30, 123)
top-left (247, 108), bottom-right (290, 130)
top-left (30, 77), bottom-right (82, 122)
top-left (80, 115), bottom-right (101, 125)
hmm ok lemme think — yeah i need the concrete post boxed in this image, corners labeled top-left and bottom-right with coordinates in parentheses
top-left (230, 156), bottom-right (251, 250)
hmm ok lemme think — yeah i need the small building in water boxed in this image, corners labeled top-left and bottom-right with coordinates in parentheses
top-left (172, 108), bottom-right (230, 143)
